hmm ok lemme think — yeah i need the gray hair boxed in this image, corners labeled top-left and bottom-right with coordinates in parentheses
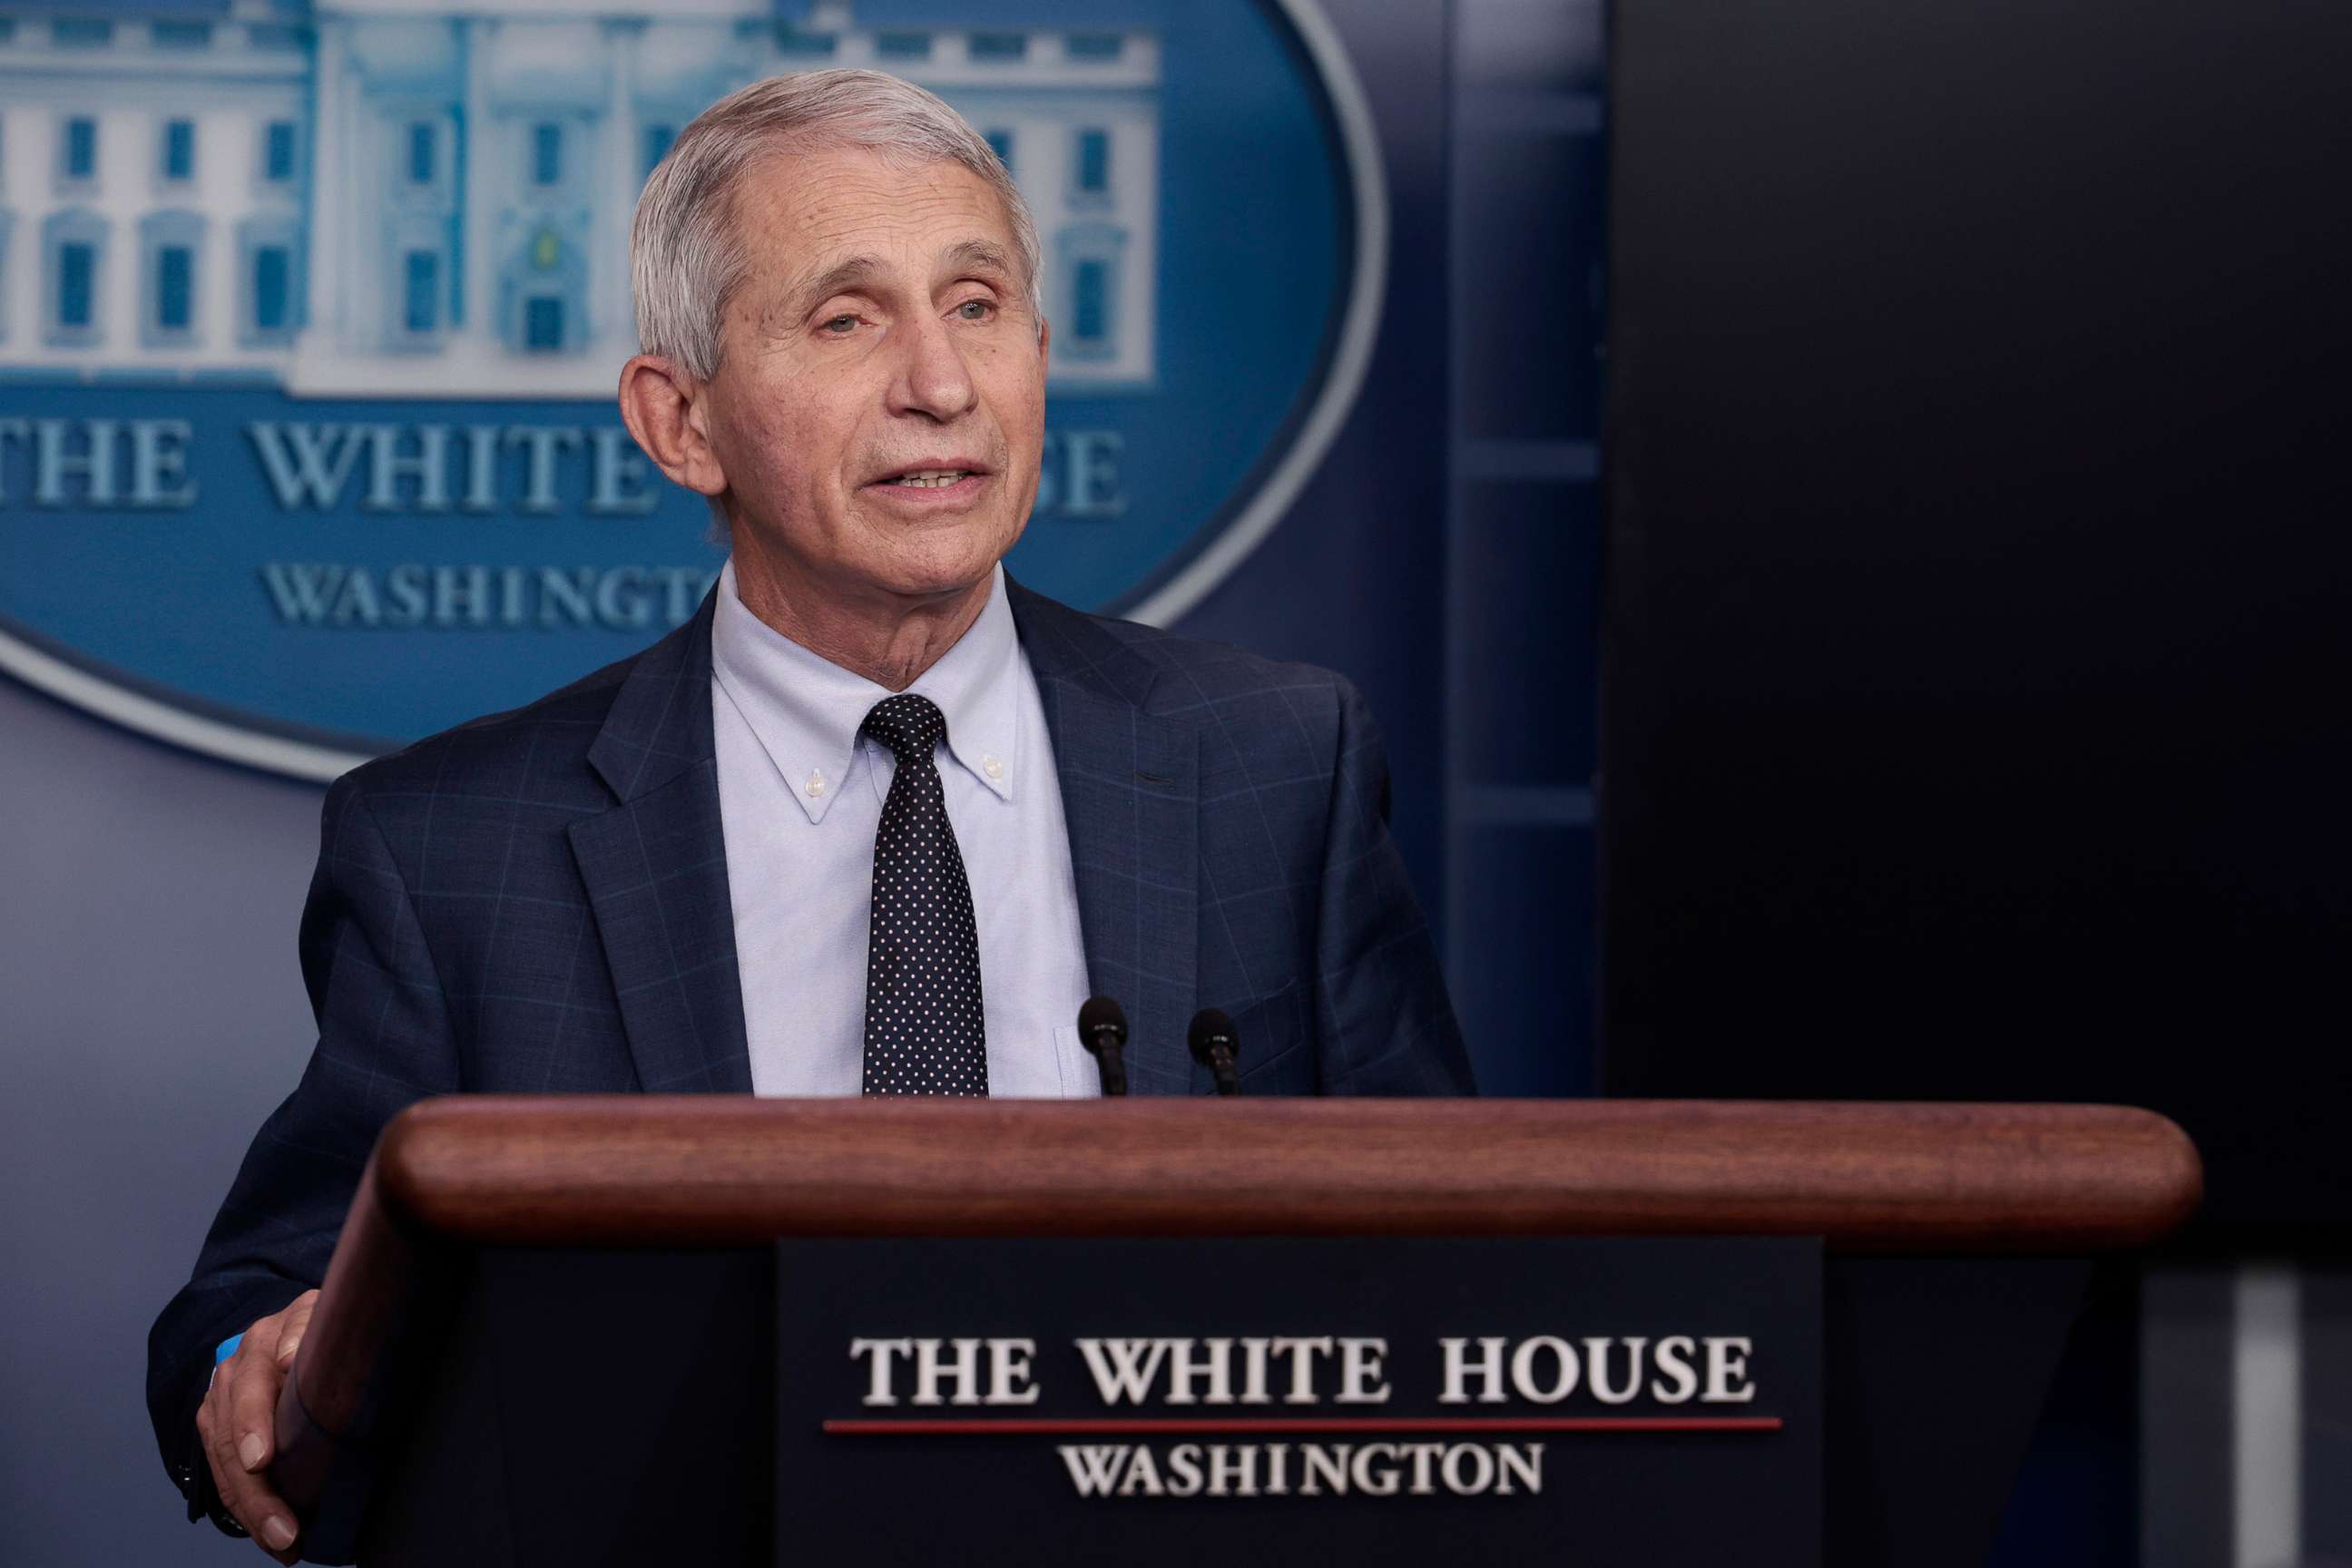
top-left (632, 68), bottom-right (1042, 382)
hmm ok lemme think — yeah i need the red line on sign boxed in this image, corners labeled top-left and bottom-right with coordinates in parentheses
top-left (820, 1416), bottom-right (1784, 1436)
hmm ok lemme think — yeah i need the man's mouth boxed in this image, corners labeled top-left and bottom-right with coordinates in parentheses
top-left (882, 469), bottom-right (976, 489)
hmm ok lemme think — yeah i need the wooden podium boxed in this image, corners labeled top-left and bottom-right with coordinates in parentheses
top-left (272, 1098), bottom-right (2199, 1565)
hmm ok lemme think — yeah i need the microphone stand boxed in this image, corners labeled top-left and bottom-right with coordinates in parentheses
top-left (1078, 996), bottom-right (1131, 1096)
top-left (1188, 1008), bottom-right (1241, 1096)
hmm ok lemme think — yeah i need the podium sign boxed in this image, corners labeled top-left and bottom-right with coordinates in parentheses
top-left (775, 1237), bottom-right (1821, 1565)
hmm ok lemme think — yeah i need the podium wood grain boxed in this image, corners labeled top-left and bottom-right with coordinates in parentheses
top-left (371, 1095), bottom-right (2199, 1247)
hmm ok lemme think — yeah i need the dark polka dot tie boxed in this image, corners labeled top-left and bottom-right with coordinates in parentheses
top-left (858, 693), bottom-right (988, 1097)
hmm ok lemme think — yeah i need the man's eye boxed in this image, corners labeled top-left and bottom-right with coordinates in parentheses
top-left (821, 314), bottom-right (858, 335)
top-left (956, 299), bottom-right (993, 321)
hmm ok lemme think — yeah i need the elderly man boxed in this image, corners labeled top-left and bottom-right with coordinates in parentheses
top-left (151, 69), bottom-right (1471, 1552)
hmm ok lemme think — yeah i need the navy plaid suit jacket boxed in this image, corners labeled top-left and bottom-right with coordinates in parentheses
top-left (147, 580), bottom-right (1471, 1490)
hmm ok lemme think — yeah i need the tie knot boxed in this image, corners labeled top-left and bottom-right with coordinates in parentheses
top-left (861, 692), bottom-right (948, 763)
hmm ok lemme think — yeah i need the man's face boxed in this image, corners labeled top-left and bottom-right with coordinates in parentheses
top-left (698, 144), bottom-right (1048, 610)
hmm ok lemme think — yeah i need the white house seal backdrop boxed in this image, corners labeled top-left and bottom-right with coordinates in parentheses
top-left (0, 0), bottom-right (1381, 777)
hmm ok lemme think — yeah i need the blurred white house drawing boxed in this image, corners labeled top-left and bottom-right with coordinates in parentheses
top-left (0, 1), bottom-right (1160, 397)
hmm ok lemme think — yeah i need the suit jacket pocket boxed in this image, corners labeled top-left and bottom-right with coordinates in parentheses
top-left (1221, 984), bottom-right (1316, 1094)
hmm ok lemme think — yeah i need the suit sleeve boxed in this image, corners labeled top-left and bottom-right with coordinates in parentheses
top-left (146, 772), bottom-right (461, 1499)
top-left (1312, 677), bottom-right (1478, 1094)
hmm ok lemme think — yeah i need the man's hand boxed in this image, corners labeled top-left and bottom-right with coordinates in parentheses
top-left (195, 1289), bottom-right (318, 1562)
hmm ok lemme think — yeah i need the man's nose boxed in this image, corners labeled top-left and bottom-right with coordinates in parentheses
top-left (887, 313), bottom-right (978, 422)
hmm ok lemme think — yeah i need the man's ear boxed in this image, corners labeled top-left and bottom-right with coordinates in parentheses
top-left (618, 354), bottom-right (727, 497)
top-left (1035, 314), bottom-right (1052, 377)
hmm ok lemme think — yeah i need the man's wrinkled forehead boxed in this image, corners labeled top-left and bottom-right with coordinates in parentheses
top-left (728, 143), bottom-right (1025, 310)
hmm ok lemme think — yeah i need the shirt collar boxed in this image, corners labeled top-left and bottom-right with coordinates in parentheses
top-left (710, 558), bottom-right (1022, 824)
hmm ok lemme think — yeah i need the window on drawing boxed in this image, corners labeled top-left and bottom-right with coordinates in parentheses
top-left (253, 247), bottom-right (290, 333)
top-left (534, 122), bottom-right (562, 186)
top-left (1073, 259), bottom-right (1109, 344)
top-left (408, 122), bottom-right (435, 185)
top-left (58, 243), bottom-right (96, 329)
top-left (526, 296), bottom-right (564, 352)
top-left (163, 120), bottom-right (195, 182)
top-left (265, 122), bottom-right (297, 182)
top-left (403, 250), bottom-right (439, 334)
top-left (64, 118), bottom-right (97, 181)
top-left (772, 26), bottom-right (836, 58)
top-left (1075, 130), bottom-right (1110, 196)
top-left (156, 245), bottom-right (193, 332)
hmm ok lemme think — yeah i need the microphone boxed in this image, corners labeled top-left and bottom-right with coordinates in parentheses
top-left (1188, 1007), bottom-right (1241, 1096)
top-left (1077, 995), bottom-right (1130, 1097)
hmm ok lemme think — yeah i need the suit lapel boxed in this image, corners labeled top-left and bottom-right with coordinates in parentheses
top-left (568, 593), bottom-right (752, 1093)
top-left (1012, 581), bottom-right (1200, 1095)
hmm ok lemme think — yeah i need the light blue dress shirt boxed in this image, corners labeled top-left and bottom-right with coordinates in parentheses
top-left (710, 559), bottom-right (1099, 1097)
